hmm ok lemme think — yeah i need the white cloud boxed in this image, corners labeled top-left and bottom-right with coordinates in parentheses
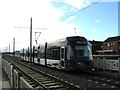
top-left (0, 0), bottom-right (82, 51)
top-left (37, 22), bottom-right (81, 43)
top-left (64, 16), bottom-right (76, 22)
top-left (64, 0), bottom-right (98, 9)
top-left (97, 0), bottom-right (120, 2)
top-left (0, 0), bottom-right (65, 50)
top-left (94, 19), bottom-right (101, 23)
top-left (64, 0), bottom-right (120, 10)
top-left (65, 0), bottom-right (85, 9)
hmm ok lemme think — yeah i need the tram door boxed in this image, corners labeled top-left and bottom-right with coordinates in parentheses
top-left (60, 46), bottom-right (65, 68)
top-left (37, 46), bottom-right (40, 63)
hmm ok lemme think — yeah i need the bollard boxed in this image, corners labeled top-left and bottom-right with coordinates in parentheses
top-left (118, 58), bottom-right (120, 79)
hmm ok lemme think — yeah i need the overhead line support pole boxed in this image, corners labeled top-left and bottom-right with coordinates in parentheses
top-left (13, 38), bottom-right (15, 56)
top-left (30, 17), bottom-right (32, 62)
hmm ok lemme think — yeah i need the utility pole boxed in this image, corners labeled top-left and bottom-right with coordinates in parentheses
top-left (30, 17), bottom-right (32, 62)
top-left (14, 18), bottom-right (46, 62)
top-left (74, 28), bottom-right (76, 36)
top-left (45, 42), bottom-right (47, 67)
top-left (9, 44), bottom-right (10, 52)
top-left (13, 38), bottom-right (15, 55)
top-left (14, 20), bottom-right (46, 46)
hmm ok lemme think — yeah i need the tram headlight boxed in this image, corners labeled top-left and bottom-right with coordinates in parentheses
top-left (78, 62), bottom-right (81, 65)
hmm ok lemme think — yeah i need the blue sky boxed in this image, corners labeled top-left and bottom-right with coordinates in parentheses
top-left (0, 0), bottom-right (119, 51)
top-left (52, 1), bottom-right (118, 41)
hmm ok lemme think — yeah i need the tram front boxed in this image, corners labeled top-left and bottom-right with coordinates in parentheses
top-left (66, 36), bottom-right (94, 71)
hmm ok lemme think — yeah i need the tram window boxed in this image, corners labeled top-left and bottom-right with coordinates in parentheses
top-left (61, 61), bottom-right (64, 66)
top-left (52, 49), bottom-right (60, 60)
top-left (61, 48), bottom-right (64, 59)
top-left (76, 50), bottom-right (84, 61)
top-left (77, 50), bottom-right (84, 56)
top-left (38, 46), bottom-right (40, 49)
top-left (67, 45), bottom-right (71, 60)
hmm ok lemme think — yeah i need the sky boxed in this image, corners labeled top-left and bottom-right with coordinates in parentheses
top-left (0, 0), bottom-right (119, 52)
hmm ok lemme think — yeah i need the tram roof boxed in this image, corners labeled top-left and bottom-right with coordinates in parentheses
top-left (48, 36), bottom-right (87, 43)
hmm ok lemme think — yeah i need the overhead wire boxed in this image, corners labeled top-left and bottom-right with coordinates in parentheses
top-left (60, 0), bottom-right (102, 22)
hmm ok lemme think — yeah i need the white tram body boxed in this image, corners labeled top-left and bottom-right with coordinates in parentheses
top-left (37, 36), bottom-right (93, 71)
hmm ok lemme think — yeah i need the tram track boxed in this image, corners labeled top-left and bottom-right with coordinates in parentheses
top-left (65, 70), bottom-right (120, 88)
top-left (20, 60), bottom-right (120, 89)
top-left (3, 54), bottom-right (81, 90)
top-left (2, 54), bottom-right (120, 89)
top-left (29, 62), bottom-right (120, 88)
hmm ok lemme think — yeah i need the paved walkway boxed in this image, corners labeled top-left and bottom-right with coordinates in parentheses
top-left (0, 54), bottom-right (12, 90)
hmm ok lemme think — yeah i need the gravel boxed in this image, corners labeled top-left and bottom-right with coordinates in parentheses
top-left (19, 60), bottom-right (115, 89)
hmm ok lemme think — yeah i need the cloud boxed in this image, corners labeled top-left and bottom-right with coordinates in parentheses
top-left (65, 16), bottom-right (76, 22)
top-left (58, 0), bottom-right (101, 22)
top-left (94, 19), bottom-right (101, 23)
top-left (64, 0), bottom-right (85, 9)
top-left (36, 21), bottom-right (81, 44)
top-left (64, 0), bottom-right (102, 9)
top-left (96, 0), bottom-right (120, 2)
top-left (0, 0), bottom-right (66, 49)
top-left (0, 0), bottom-right (83, 50)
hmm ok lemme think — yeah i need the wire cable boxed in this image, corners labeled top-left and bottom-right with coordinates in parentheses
top-left (61, 0), bottom-right (101, 22)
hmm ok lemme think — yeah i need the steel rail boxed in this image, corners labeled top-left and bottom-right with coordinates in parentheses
top-left (3, 54), bottom-right (49, 89)
top-left (3, 54), bottom-right (82, 90)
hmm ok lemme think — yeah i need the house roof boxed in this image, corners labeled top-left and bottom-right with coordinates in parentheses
top-left (89, 40), bottom-right (103, 45)
top-left (104, 36), bottom-right (120, 42)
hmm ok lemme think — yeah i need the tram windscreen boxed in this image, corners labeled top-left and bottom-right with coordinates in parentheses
top-left (75, 45), bottom-right (88, 62)
top-left (67, 36), bottom-right (89, 61)
top-left (76, 50), bottom-right (84, 60)
top-left (76, 46), bottom-right (84, 60)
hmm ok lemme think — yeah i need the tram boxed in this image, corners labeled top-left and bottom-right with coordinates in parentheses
top-left (37, 36), bottom-right (93, 71)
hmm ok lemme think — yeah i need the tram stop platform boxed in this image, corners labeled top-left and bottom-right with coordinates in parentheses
top-left (0, 54), bottom-right (12, 90)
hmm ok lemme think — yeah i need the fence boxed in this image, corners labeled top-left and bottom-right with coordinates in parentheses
top-left (94, 58), bottom-right (120, 77)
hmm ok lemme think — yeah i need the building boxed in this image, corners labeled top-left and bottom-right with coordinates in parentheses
top-left (102, 36), bottom-right (120, 54)
top-left (89, 40), bottom-right (103, 54)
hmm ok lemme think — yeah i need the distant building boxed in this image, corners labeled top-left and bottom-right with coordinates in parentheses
top-left (102, 36), bottom-right (120, 54)
top-left (89, 40), bottom-right (103, 54)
